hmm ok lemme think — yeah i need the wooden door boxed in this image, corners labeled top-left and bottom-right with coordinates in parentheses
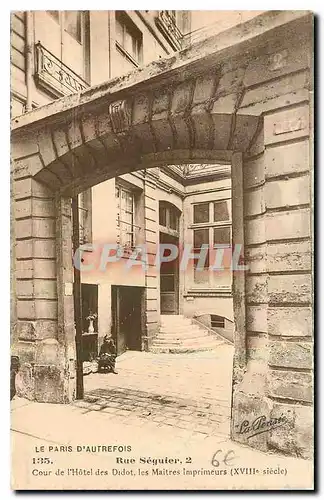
top-left (112, 286), bottom-right (143, 355)
top-left (111, 286), bottom-right (126, 355)
top-left (124, 287), bottom-right (143, 350)
top-left (160, 233), bottom-right (179, 315)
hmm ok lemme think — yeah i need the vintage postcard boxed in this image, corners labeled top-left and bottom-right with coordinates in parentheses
top-left (10, 10), bottom-right (314, 490)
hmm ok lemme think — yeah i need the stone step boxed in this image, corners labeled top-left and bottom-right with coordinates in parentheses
top-left (152, 337), bottom-right (224, 347)
top-left (160, 324), bottom-right (204, 333)
top-left (150, 343), bottom-right (223, 354)
top-left (155, 331), bottom-right (216, 342)
top-left (161, 318), bottom-right (192, 327)
top-left (160, 314), bottom-right (190, 321)
top-left (160, 315), bottom-right (187, 318)
top-left (156, 314), bottom-right (227, 354)
top-left (160, 325), bottom-right (206, 336)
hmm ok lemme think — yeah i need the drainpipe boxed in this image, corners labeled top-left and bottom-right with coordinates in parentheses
top-left (25, 11), bottom-right (33, 112)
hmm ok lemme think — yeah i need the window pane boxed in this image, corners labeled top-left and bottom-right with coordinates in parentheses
top-left (65, 11), bottom-right (82, 42)
top-left (159, 206), bottom-right (167, 226)
top-left (132, 37), bottom-right (138, 59)
top-left (161, 275), bottom-right (175, 292)
top-left (214, 200), bottom-right (231, 222)
top-left (124, 29), bottom-right (133, 55)
top-left (194, 268), bottom-right (209, 284)
top-left (125, 192), bottom-right (133, 212)
top-left (116, 17), bottom-right (124, 45)
top-left (193, 247), bottom-right (209, 269)
top-left (193, 229), bottom-right (209, 270)
top-left (193, 203), bottom-right (209, 223)
top-left (123, 211), bottom-right (132, 225)
top-left (169, 208), bottom-right (178, 230)
top-left (116, 185), bottom-right (134, 248)
top-left (211, 315), bottom-right (225, 328)
top-left (193, 228), bottom-right (209, 248)
top-left (213, 227), bottom-right (231, 245)
top-left (124, 229), bottom-right (133, 247)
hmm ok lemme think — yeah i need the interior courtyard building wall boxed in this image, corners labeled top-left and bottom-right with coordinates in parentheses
top-left (11, 11), bottom-right (313, 460)
top-left (80, 167), bottom-right (234, 353)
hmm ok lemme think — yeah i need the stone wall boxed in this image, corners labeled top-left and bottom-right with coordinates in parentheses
top-left (231, 21), bottom-right (313, 459)
top-left (13, 166), bottom-right (75, 402)
top-left (11, 11), bottom-right (26, 116)
top-left (143, 175), bottom-right (160, 348)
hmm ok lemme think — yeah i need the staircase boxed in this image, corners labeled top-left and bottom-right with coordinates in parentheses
top-left (151, 315), bottom-right (226, 354)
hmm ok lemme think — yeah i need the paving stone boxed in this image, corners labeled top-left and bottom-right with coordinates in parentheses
top-left (101, 406), bottom-right (117, 413)
top-left (81, 349), bottom-right (233, 438)
top-left (193, 426), bottom-right (209, 435)
top-left (73, 400), bottom-right (92, 409)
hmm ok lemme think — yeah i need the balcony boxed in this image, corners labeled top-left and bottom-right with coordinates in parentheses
top-left (155, 11), bottom-right (183, 51)
top-left (34, 42), bottom-right (89, 98)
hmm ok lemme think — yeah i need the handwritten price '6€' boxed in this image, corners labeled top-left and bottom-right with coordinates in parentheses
top-left (211, 449), bottom-right (236, 468)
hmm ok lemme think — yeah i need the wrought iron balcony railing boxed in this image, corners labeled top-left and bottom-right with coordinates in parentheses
top-left (155, 11), bottom-right (183, 51)
top-left (35, 42), bottom-right (89, 98)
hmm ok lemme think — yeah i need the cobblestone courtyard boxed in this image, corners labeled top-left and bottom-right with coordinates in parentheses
top-left (78, 345), bottom-right (234, 438)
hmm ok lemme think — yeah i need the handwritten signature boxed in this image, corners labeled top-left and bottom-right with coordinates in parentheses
top-left (235, 414), bottom-right (289, 439)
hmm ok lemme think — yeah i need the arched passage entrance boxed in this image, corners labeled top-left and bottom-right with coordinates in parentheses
top-left (11, 11), bottom-right (313, 458)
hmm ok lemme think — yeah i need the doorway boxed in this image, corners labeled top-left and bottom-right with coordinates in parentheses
top-left (159, 232), bottom-right (179, 315)
top-left (81, 284), bottom-right (98, 361)
top-left (111, 285), bottom-right (144, 355)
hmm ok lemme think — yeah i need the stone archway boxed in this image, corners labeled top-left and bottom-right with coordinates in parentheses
top-left (11, 11), bottom-right (313, 458)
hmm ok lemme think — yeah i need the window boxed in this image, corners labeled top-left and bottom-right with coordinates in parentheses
top-left (211, 315), bottom-right (225, 329)
top-left (115, 11), bottom-right (142, 64)
top-left (46, 11), bottom-right (83, 41)
top-left (43, 10), bottom-right (89, 84)
top-left (116, 184), bottom-right (136, 249)
top-left (64, 11), bottom-right (82, 42)
top-left (192, 199), bottom-right (232, 288)
top-left (159, 201), bottom-right (180, 232)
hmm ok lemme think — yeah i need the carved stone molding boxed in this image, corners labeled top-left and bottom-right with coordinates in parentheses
top-left (165, 163), bottom-right (231, 182)
top-left (109, 100), bottom-right (131, 134)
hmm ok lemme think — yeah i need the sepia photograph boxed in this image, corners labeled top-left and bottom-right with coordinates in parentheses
top-left (10, 9), bottom-right (314, 490)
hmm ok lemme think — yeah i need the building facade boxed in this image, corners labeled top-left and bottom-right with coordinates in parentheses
top-left (80, 162), bottom-right (234, 357)
top-left (11, 11), bottom-right (313, 459)
top-left (11, 10), bottom-right (190, 114)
